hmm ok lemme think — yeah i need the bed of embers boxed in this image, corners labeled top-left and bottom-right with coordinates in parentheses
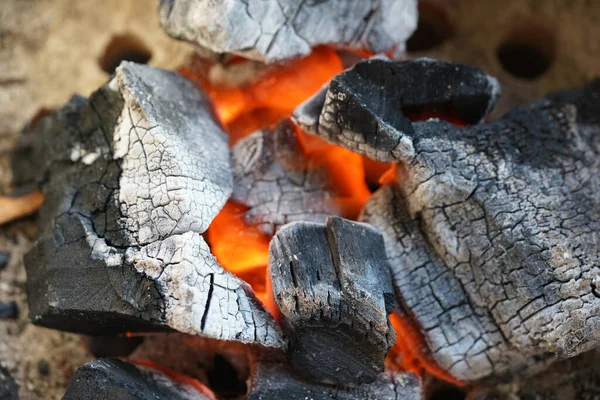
top-left (1, 1), bottom-right (600, 399)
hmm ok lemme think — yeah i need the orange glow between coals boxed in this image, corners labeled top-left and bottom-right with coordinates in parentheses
top-left (184, 47), bottom-right (469, 384)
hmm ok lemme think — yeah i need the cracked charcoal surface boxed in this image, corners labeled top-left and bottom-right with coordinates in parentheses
top-left (293, 58), bottom-right (500, 162)
top-left (62, 358), bottom-right (214, 400)
top-left (360, 79), bottom-right (600, 381)
top-left (158, 0), bottom-right (417, 63)
top-left (471, 347), bottom-right (600, 400)
top-left (269, 216), bottom-right (395, 385)
top-left (231, 120), bottom-right (352, 235)
top-left (248, 360), bottom-right (421, 400)
top-left (23, 62), bottom-right (283, 347)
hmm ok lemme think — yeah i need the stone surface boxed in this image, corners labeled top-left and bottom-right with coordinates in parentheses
top-left (360, 79), bottom-right (600, 381)
top-left (294, 58), bottom-right (500, 162)
top-left (62, 358), bottom-right (215, 400)
top-left (269, 216), bottom-right (395, 385)
top-left (158, 0), bottom-right (417, 63)
top-left (22, 62), bottom-right (282, 347)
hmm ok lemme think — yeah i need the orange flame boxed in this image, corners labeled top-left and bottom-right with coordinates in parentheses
top-left (183, 47), bottom-right (471, 382)
top-left (130, 359), bottom-right (217, 398)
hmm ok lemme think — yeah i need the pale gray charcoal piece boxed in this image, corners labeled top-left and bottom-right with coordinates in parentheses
top-left (360, 79), bottom-right (600, 381)
top-left (158, 0), bottom-right (417, 63)
top-left (269, 216), bottom-right (395, 385)
top-left (62, 358), bottom-right (215, 400)
top-left (231, 120), bottom-right (352, 235)
top-left (21, 62), bottom-right (283, 348)
top-left (293, 58), bottom-right (500, 162)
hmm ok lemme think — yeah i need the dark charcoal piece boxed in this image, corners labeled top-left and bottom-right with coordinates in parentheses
top-left (231, 120), bottom-right (355, 235)
top-left (0, 365), bottom-right (19, 400)
top-left (470, 347), bottom-right (600, 400)
top-left (359, 79), bottom-right (600, 381)
top-left (62, 358), bottom-right (215, 400)
top-left (0, 301), bottom-right (18, 319)
top-left (293, 58), bottom-right (500, 162)
top-left (159, 0), bottom-right (417, 63)
top-left (269, 216), bottom-right (395, 385)
top-left (248, 360), bottom-right (422, 400)
top-left (22, 62), bottom-right (282, 347)
top-left (0, 251), bottom-right (9, 270)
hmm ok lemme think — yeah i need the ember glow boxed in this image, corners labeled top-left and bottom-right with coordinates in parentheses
top-left (187, 47), bottom-right (464, 384)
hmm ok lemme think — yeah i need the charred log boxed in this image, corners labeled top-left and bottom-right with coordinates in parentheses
top-left (358, 78), bottom-right (600, 381)
top-left (231, 120), bottom-right (354, 235)
top-left (269, 216), bottom-right (395, 385)
top-left (21, 62), bottom-right (282, 347)
top-left (159, 0), bottom-right (417, 64)
top-left (62, 358), bottom-right (215, 400)
top-left (248, 359), bottom-right (422, 400)
top-left (293, 58), bottom-right (500, 162)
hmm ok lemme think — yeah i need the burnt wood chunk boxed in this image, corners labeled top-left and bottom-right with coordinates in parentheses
top-left (62, 358), bottom-right (215, 400)
top-left (22, 62), bottom-right (283, 347)
top-left (231, 120), bottom-right (352, 235)
top-left (293, 58), bottom-right (500, 162)
top-left (159, 0), bottom-right (417, 63)
top-left (269, 216), bottom-right (395, 385)
top-left (470, 347), bottom-right (600, 400)
top-left (248, 361), bottom-right (422, 400)
top-left (360, 79), bottom-right (600, 381)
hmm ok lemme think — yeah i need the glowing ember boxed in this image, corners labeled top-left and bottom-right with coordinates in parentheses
top-left (386, 312), bottom-right (465, 386)
top-left (131, 360), bottom-right (217, 398)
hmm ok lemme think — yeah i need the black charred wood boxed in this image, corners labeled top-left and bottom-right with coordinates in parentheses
top-left (62, 358), bottom-right (215, 400)
top-left (269, 216), bottom-right (395, 385)
top-left (248, 359), bottom-right (422, 400)
top-left (20, 62), bottom-right (282, 347)
top-left (358, 78), bottom-right (600, 381)
top-left (293, 58), bottom-right (500, 162)
top-left (0, 301), bottom-right (18, 319)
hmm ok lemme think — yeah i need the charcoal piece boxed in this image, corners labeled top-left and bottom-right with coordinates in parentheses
top-left (0, 251), bottom-right (9, 270)
top-left (470, 347), bottom-right (600, 400)
top-left (159, 0), bottom-right (417, 64)
top-left (62, 358), bottom-right (215, 400)
top-left (359, 79), bottom-right (600, 381)
top-left (293, 58), bottom-right (500, 162)
top-left (22, 62), bottom-right (283, 348)
top-left (248, 360), bottom-right (422, 400)
top-left (269, 216), bottom-right (395, 385)
top-left (0, 301), bottom-right (18, 319)
top-left (231, 120), bottom-right (350, 235)
top-left (0, 365), bottom-right (19, 400)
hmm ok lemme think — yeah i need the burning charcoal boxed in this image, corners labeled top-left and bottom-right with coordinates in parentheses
top-left (0, 301), bottom-right (18, 319)
top-left (269, 216), bottom-right (395, 385)
top-left (360, 78), bottom-right (600, 381)
top-left (470, 347), bottom-right (600, 400)
top-left (63, 358), bottom-right (216, 400)
top-left (159, 0), bottom-right (417, 64)
top-left (293, 58), bottom-right (500, 162)
top-left (231, 120), bottom-right (363, 235)
top-left (248, 359), bottom-right (422, 400)
top-left (0, 365), bottom-right (18, 400)
top-left (22, 62), bottom-right (283, 347)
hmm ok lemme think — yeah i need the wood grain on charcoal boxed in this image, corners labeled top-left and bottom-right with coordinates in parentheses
top-left (62, 358), bottom-right (215, 400)
top-left (322, 60), bottom-right (600, 381)
top-left (21, 62), bottom-right (282, 347)
top-left (269, 216), bottom-right (395, 385)
top-left (159, 0), bottom-right (417, 63)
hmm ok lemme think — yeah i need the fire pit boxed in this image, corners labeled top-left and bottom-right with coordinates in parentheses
top-left (1, 0), bottom-right (600, 399)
